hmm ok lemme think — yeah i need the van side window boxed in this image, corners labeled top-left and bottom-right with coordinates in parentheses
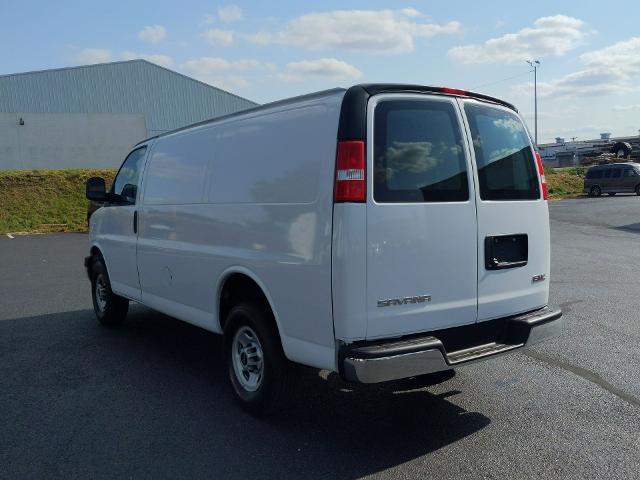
top-left (611, 168), bottom-right (622, 178)
top-left (603, 168), bottom-right (612, 178)
top-left (373, 100), bottom-right (469, 203)
top-left (464, 103), bottom-right (540, 200)
top-left (112, 147), bottom-right (147, 204)
top-left (624, 167), bottom-right (638, 177)
top-left (588, 169), bottom-right (603, 179)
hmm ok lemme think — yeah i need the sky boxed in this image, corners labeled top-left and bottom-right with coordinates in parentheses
top-left (1, 0), bottom-right (639, 143)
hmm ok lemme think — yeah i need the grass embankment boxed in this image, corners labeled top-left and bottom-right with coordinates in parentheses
top-left (0, 169), bottom-right (116, 234)
top-left (0, 165), bottom-right (586, 235)
top-left (546, 167), bottom-right (585, 199)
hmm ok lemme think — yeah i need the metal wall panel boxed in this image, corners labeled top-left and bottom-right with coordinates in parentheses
top-left (0, 60), bottom-right (257, 137)
top-left (0, 60), bottom-right (257, 168)
top-left (0, 113), bottom-right (147, 169)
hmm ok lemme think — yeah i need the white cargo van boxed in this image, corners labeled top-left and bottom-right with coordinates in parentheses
top-left (85, 84), bottom-right (562, 415)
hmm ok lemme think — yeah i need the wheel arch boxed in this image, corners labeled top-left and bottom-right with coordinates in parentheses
top-left (216, 267), bottom-right (284, 343)
top-left (87, 244), bottom-right (106, 278)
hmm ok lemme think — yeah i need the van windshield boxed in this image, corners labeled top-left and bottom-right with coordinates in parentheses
top-left (465, 103), bottom-right (540, 200)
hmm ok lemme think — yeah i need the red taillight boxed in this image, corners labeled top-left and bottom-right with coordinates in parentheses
top-left (535, 151), bottom-right (548, 200)
top-left (334, 140), bottom-right (366, 202)
top-left (439, 87), bottom-right (469, 96)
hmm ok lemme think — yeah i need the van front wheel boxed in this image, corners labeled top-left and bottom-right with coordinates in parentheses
top-left (224, 303), bottom-right (294, 416)
top-left (90, 259), bottom-right (129, 327)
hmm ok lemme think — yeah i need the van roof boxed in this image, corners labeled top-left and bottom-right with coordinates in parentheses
top-left (589, 162), bottom-right (638, 168)
top-left (136, 84), bottom-right (517, 146)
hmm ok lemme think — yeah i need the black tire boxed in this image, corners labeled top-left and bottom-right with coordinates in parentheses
top-left (608, 192), bottom-right (616, 196)
top-left (636, 185), bottom-right (640, 196)
top-left (90, 258), bottom-right (129, 327)
top-left (590, 185), bottom-right (601, 197)
top-left (224, 302), bottom-right (295, 416)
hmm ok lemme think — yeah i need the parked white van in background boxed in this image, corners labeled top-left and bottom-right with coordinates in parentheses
top-left (85, 84), bottom-right (562, 416)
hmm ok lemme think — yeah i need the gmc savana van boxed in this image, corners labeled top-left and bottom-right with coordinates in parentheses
top-left (85, 84), bottom-right (562, 415)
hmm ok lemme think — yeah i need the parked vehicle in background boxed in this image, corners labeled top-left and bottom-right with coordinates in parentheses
top-left (84, 84), bottom-right (563, 416)
top-left (584, 163), bottom-right (640, 197)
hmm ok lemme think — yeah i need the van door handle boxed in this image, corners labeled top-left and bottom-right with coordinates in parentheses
top-left (133, 210), bottom-right (138, 234)
top-left (488, 259), bottom-right (527, 270)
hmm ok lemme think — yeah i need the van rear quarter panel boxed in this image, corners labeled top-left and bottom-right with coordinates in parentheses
top-left (137, 91), bottom-right (345, 370)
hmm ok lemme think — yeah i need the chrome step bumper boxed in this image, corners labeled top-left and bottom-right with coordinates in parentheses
top-left (340, 306), bottom-right (563, 384)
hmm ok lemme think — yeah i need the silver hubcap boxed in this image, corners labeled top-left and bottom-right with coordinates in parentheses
top-left (95, 275), bottom-right (108, 312)
top-left (231, 326), bottom-right (264, 392)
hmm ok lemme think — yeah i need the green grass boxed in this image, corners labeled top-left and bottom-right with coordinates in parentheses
top-left (0, 164), bottom-right (587, 235)
top-left (545, 167), bottom-right (585, 199)
top-left (0, 169), bottom-right (116, 234)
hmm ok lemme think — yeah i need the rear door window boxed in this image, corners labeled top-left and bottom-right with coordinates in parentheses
top-left (464, 103), bottom-right (540, 200)
top-left (373, 99), bottom-right (469, 203)
top-left (611, 168), bottom-right (622, 178)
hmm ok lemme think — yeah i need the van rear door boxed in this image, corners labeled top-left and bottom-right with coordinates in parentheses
top-left (461, 100), bottom-right (549, 321)
top-left (365, 94), bottom-right (478, 339)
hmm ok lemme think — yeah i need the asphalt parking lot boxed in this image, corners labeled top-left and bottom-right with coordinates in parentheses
top-left (1, 196), bottom-right (640, 479)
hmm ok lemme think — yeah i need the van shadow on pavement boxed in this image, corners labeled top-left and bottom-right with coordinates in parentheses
top-left (0, 306), bottom-right (490, 479)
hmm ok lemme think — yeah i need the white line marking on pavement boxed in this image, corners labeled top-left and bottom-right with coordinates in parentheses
top-left (6, 233), bottom-right (14, 239)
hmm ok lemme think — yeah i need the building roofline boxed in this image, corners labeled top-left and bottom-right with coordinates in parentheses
top-left (0, 59), bottom-right (258, 106)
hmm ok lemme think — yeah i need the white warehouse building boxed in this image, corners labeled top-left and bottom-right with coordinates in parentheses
top-left (0, 60), bottom-right (257, 169)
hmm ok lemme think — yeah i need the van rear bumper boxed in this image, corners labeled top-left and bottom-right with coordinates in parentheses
top-left (339, 306), bottom-right (562, 383)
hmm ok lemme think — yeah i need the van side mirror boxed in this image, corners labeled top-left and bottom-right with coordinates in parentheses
top-left (86, 177), bottom-right (106, 201)
top-left (120, 184), bottom-right (137, 202)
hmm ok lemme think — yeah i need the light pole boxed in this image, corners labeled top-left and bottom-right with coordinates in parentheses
top-left (526, 60), bottom-right (540, 145)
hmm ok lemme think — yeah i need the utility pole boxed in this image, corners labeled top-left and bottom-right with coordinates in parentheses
top-left (526, 60), bottom-right (540, 145)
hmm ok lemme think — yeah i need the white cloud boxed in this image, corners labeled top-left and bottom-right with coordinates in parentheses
top-left (210, 76), bottom-right (251, 91)
top-left (121, 51), bottom-right (174, 67)
top-left (202, 28), bottom-right (234, 46)
top-left (513, 69), bottom-right (633, 99)
top-left (512, 36), bottom-right (640, 99)
top-left (138, 25), bottom-right (167, 44)
top-left (180, 56), bottom-right (267, 91)
top-left (580, 37), bottom-right (640, 74)
top-left (242, 32), bottom-right (273, 46)
top-left (612, 104), bottom-right (640, 112)
top-left (448, 15), bottom-right (586, 64)
top-left (277, 58), bottom-right (362, 81)
top-left (245, 9), bottom-right (460, 54)
top-left (217, 5), bottom-right (243, 23)
top-left (181, 57), bottom-right (262, 75)
top-left (76, 48), bottom-right (113, 64)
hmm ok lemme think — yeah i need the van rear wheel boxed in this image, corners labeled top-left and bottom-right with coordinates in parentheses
top-left (636, 185), bottom-right (640, 196)
top-left (90, 258), bottom-right (129, 327)
top-left (590, 185), bottom-right (601, 197)
top-left (224, 302), bottom-right (295, 416)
